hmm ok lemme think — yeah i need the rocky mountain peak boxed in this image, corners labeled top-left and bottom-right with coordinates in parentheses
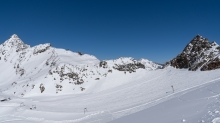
top-left (183, 35), bottom-right (211, 54)
top-left (7, 34), bottom-right (24, 44)
top-left (1, 34), bottom-right (29, 52)
top-left (10, 34), bottom-right (19, 39)
top-left (168, 35), bottom-right (220, 71)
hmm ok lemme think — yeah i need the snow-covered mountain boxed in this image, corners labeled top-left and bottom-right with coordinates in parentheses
top-left (0, 34), bottom-right (161, 97)
top-left (1, 34), bottom-right (220, 123)
top-left (168, 35), bottom-right (220, 71)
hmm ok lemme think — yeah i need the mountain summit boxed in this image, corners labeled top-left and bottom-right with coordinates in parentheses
top-left (168, 35), bottom-right (220, 71)
top-left (10, 34), bottom-right (19, 39)
top-left (1, 34), bottom-right (29, 52)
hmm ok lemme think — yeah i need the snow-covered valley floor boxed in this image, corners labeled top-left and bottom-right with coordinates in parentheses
top-left (1, 67), bottom-right (220, 123)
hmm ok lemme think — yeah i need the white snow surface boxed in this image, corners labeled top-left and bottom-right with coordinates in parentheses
top-left (0, 34), bottom-right (220, 123)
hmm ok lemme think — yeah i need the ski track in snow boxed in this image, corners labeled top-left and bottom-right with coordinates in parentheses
top-left (112, 78), bottom-right (220, 119)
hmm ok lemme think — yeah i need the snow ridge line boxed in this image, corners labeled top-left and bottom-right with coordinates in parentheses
top-left (111, 77), bottom-right (220, 119)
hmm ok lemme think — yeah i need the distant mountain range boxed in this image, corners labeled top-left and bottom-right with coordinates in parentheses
top-left (1, 34), bottom-right (219, 97)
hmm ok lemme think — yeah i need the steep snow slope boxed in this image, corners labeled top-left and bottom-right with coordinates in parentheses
top-left (0, 34), bottom-right (101, 96)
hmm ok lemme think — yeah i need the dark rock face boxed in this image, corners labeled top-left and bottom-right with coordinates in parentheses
top-left (113, 62), bottom-right (145, 73)
top-left (39, 84), bottom-right (45, 93)
top-left (201, 58), bottom-right (220, 71)
top-left (99, 61), bottom-right (108, 68)
top-left (169, 35), bottom-right (220, 71)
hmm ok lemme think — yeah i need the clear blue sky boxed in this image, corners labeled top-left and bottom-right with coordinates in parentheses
top-left (1, 0), bottom-right (220, 63)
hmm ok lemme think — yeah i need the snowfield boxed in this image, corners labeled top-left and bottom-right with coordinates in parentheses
top-left (1, 34), bottom-right (220, 123)
top-left (110, 72), bottom-right (220, 123)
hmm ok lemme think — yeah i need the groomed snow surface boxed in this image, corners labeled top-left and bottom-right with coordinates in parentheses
top-left (1, 67), bottom-right (220, 123)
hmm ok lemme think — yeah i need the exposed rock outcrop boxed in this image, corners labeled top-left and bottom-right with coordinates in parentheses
top-left (168, 35), bottom-right (220, 71)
